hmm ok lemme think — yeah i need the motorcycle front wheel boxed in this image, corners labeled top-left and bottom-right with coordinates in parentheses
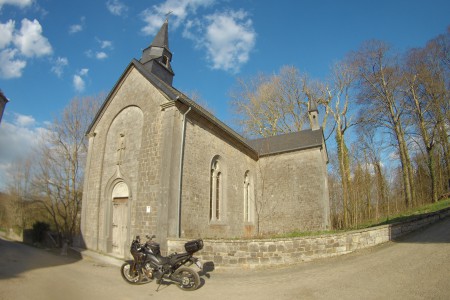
top-left (120, 262), bottom-right (141, 284)
top-left (173, 267), bottom-right (200, 291)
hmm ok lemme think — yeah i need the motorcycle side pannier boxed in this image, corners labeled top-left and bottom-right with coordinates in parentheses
top-left (184, 239), bottom-right (203, 253)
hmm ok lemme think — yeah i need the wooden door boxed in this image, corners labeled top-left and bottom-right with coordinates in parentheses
top-left (112, 197), bottom-right (128, 256)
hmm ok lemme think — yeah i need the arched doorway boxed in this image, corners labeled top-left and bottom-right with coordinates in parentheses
top-left (111, 181), bottom-right (129, 256)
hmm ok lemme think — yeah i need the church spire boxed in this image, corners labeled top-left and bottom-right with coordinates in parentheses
top-left (150, 19), bottom-right (169, 50)
top-left (140, 19), bottom-right (174, 86)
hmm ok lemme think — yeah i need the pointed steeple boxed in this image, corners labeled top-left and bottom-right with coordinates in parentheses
top-left (140, 19), bottom-right (174, 86)
top-left (151, 19), bottom-right (169, 50)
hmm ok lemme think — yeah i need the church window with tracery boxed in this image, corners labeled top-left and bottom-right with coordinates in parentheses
top-left (244, 171), bottom-right (254, 223)
top-left (210, 158), bottom-right (224, 222)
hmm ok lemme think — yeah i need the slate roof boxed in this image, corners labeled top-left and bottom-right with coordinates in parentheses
top-left (246, 129), bottom-right (324, 156)
top-left (150, 20), bottom-right (169, 50)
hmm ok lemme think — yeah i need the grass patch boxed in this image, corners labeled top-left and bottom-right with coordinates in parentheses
top-left (273, 198), bottom-right (450, 239)
top-left (271, 230), bottom-right (342, 239)
top-left (359, 198), bottom-right (450, 229)
top-left (205, 198), bottom-right (450, 240)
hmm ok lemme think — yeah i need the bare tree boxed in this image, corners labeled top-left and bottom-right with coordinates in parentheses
top-left (350, 40), bottom-right (415, 208)
top-left (3, 159), bottom-right (34, 233)
top-left (323, 61), bottom-right (358, 227)
top-left (404, 48), bottom-right (444, 202)
top-left (32, 95), bottom-right (102, 245)
top-left (230, 66), bottom-right (325, 138)
top-left (358, 124), bottom-right (388, 220)
top-left (426, 28), bottom-right (450, 193)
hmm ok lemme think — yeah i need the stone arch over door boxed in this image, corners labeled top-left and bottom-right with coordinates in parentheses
top-left (110, 181), bottom-right (130, 257)
top-left (100, 105), bottom-right (143, 256)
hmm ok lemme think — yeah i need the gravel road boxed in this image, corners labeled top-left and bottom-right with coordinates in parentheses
top-left (1, 218), bottom-right (449, 300)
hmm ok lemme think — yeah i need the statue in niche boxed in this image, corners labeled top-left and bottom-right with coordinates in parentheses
top-left (116, 133), bottom-right (126, 165)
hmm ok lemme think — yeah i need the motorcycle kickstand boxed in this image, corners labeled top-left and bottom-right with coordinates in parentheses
top-left (156, 279), bottom-right (162, 292)
top-left (155, 272), bottom-right (167, 292)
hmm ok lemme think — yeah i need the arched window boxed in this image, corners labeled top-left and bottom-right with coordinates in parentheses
top-left (210, 158), bottom-right (223, 222)
top-left (244, 171), bottom-right (254, 223)
top-left (162, 55), bottom-right (169, 67)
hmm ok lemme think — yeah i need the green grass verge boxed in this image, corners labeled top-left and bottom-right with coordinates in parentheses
top-left (364, 198), bottom-right (450, 228)
top-left (272, 198), bottom-right (450, 239)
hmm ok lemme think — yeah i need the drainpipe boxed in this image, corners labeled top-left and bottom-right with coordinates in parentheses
top-left (177, 105), bottom-right (191, 238)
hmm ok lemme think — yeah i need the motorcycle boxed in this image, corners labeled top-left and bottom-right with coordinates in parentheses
top-left (120, 235), bottom-right (204, 291)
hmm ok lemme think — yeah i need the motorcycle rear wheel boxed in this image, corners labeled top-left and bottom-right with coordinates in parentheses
top-left (173, 267), bottom-right (200, 291)
top-left (120, 262), bottom-right (141, 284)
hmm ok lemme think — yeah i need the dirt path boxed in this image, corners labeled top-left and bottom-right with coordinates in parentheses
top-left (1, 218), bottom-right (449, 300)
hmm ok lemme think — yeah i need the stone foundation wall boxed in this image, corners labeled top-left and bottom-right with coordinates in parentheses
top-left (168, 207), bottom-right (450, 269)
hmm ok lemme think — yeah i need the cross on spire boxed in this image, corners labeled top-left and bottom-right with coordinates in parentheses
top-left (165, 11), bottom-right (173, 21)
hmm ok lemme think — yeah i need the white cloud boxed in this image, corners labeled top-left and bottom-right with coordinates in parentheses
top-left (51, 56), bottom-right (68, 77)
top-left (184, 10), bottom-right (255, 73)
top-left (141, 1), bottom-right (255, 73)
top-left (0, 20), bottom-right (15, 48)
top-left (86, 39), bottom-right (113, 60)
top-left (0, 48), bottom-right (26, 78)
top-left (0, 115), bottom-right (43, 169)
top-left (15, 113), bottom-right (35, 127)
top-left (106, 0), bottom-right (128, 16)
top-left (0, 0), bottom-right (33, 9)
top-left (99, 39), bottom-right (113, 49)
top-left (69, 17), bottom-right (85, 34)
top-left (69, 24), bottom-right (82, 34)
top-left (96, 51), bottom-right (107, 59)
top-left (0, 18), bottom-right (52, 78)
top-left (85, 49), bottom-right (93, 58)
top-left (204, 10), bottom-right (255, 72)
top-left (141, 0), bottom-right (215, 35)
top-left (73, 75), bottom-right (85, 92)
top-left (13, 18), bottom-right (52, 57)
top-left (0, 113), bottom-right (48, 191)
top-left (79, 68), bottom-right (88, 76)
top-left (73, 68), bottom-right (88, 92)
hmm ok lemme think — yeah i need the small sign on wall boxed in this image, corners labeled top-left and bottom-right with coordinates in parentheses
top-left (146, 206), bottom-right (151, 213)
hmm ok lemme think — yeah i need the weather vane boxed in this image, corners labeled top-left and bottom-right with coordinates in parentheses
top-left (165, 11), bottom-right (173, 21)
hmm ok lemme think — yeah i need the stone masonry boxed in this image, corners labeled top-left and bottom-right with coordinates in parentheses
top-left (168, 207), bottom-right (450, 268)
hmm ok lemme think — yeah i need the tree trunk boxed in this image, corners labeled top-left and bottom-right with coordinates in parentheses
top-left (336, 130), bottom-right (351, 227)
top-left (395, 120), bottom-right (413, 208)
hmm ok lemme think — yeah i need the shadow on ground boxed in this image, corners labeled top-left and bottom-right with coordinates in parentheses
top-left (0, 237), bottom-right (82, 280)
top-left (392, 217), bottom-right (450, 244)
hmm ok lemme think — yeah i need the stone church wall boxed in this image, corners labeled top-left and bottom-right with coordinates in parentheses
top-left (178, 112), bottom-right (329, 239)
top-left (256, 148), bottom-right (329, 235)
top-left (180, 113), bottom-right (258, 239)
top-left (81, 67), bottom-right (168, 254)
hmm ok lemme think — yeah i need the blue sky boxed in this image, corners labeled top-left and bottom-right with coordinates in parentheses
top-left (0, 0), bottom-right (449, 189)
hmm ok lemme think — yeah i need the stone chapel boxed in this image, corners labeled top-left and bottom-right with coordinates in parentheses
top-left (80, 20), bottom-right (330, 257)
